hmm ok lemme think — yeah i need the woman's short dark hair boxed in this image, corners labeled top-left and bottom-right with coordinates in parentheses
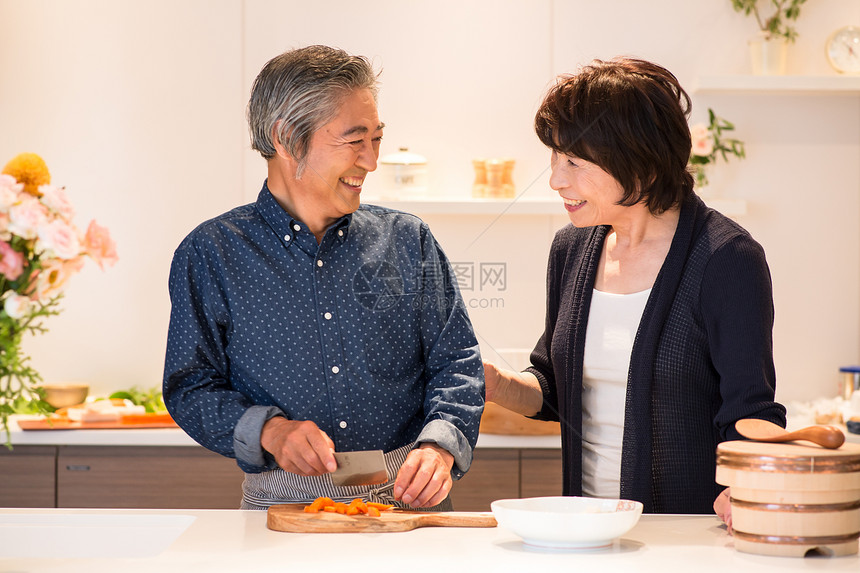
top-left (247, 45), bottom-right (379, 177)
top-left (535, 58), bottom-right (694, 214)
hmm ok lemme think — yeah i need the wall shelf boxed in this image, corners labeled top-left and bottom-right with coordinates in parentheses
top-left (367, 196), bottom-right (747, 217)
top-left (368, 196), bottom-right (563, 216)
top-left (692, 75), bottom-right (860, 95)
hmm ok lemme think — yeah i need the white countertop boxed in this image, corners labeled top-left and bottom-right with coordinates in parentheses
top-left (1, 508), bottom-right (856, 572)
top-left (4, 415), bottom-right (561, 449)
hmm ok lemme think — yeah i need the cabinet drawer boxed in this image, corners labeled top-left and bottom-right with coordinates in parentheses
top-left (520, 449), bottom-right (563, 498)
top-left (57, 446), bottom-right (245, 509)
top-left (449, 448), bottom-right (519, 511)
top-left (0, 446), bottom-right (56, 507)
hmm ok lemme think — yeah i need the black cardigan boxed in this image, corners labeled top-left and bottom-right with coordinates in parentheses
top-left (527, 194), bottom-right (786, 514)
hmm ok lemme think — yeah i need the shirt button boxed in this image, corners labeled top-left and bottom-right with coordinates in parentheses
top-left (283, 234), bottom-right (291, 242)
top-left (331, 366), bottom-right (340, 374)
top-left (317, 260), bottom-right (323, 267)
top-left (324, 312), bottom-right (332, 320)
top-left (338, 230), bottom-right (344, 237)
top-left (293, 224), bottom-right (301, 231)
top-left (339, 421), bottom-right (347, 429)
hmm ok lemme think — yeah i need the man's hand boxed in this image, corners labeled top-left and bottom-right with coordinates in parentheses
top-left (714, 487), bottom-right (732, 534)
top-left (393, 443), bottom-right (454, 508)
top-left (260, 416), bottom-right (337, 476)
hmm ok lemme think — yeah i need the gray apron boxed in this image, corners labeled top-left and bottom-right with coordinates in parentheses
top-left (241, 442), bottom-right (453, 511)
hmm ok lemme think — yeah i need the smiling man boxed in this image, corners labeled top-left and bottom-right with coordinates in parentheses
top-left (163, 45), bottom-right (484, 511)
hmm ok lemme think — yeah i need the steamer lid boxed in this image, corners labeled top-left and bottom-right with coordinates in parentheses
top-left (717, 440), bottom-right (860, 473)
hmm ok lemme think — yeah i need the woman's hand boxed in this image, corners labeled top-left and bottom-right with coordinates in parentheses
top-left (714, 487), bottom-right (732, 534)
top-left (483, 360), bottom-right (503, 403)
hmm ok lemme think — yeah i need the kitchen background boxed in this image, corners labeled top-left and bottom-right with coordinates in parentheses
top-left (0, 0), bottom-right (858, 405)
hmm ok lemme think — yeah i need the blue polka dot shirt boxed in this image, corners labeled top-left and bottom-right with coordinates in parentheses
top-left (163, 183), bottom-right (485, 476)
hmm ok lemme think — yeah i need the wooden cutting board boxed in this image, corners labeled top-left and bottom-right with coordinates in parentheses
top-left (267, 503), bottom-right (497, 533)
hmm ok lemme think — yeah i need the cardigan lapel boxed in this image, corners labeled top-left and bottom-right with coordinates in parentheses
top-left (563, 224), bottom-right (608, 496)
top-left (619, 195), bottom-right (704, 511)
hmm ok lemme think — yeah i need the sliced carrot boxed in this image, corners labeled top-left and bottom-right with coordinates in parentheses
top-left (365, 501), bottom-right (394, 511)
top-left (349, 499), bottom-right (368, 513)
top-left (304, 496), bottom-right (388, 517)
top-left (313, 497), bottom-right (334, 510)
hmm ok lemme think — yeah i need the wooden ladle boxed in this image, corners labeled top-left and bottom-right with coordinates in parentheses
top-left (735, 418), bottom-right (845, 449)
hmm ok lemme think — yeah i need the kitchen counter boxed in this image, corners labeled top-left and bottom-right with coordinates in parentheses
top-left (1, 507), bottom-right (857, 572)
top-left (7, 414), bottom-right (859, 449)
top-left (4, 415), bottom-right (562, 449)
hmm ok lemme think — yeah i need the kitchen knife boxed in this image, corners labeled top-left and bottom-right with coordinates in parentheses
top-left (331, 450), bottom-right (388, 487)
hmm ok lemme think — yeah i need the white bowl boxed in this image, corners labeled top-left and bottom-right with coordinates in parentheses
top-left (490, 496), bottom-right (643, 549)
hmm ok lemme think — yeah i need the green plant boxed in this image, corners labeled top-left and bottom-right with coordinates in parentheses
top-left (108, 385), bottom-right (167, 413)
top-left (730, 0), bottom-right (807, 42)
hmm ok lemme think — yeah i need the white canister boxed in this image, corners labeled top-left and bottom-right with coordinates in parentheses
top-left (378, 147), bottom-right (428, 198)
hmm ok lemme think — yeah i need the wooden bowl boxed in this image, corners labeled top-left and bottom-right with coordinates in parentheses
top-left (38, 383), bottom-right (90, 409)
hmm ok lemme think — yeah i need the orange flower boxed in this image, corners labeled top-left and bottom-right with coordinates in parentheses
top-left (2, 153), bottom-right (51, 197)
top-left (83, 220), bottom-right (119, 269)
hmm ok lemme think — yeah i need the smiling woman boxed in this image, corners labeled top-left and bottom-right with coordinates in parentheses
top-left (483, 57), bottom-right (786, 519)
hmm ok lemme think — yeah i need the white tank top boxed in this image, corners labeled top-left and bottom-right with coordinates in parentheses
top-left (581, 288), bottom-right (651, 499)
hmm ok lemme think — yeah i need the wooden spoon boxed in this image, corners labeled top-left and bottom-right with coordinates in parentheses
top-left (735, 418), bottom-right (845, 449)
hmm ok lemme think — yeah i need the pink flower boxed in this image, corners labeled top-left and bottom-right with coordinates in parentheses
top-left (0, 174), bottom-right (22, 213)
top-left (37, 219), bottom-right (82, 260)
top-left (690, 124), bottom-right (714, 158)
top-left (0, 240), bottom-right (24, 281)
top-left (83, 220), bottom-right (118, 269)
top-left (3, 292), bottom-right (32, 319)
top-left (39, 185), bottom-right (75, 220)
top-left (8, 196), bottom-right (48, 240)
top-left (0, 213), bottom-right (10, 240)
top-left (30, 257), bottom-right (85, 298)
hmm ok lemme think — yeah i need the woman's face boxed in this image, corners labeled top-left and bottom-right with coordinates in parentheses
top-left (549, 150), bottom-right (627, 227)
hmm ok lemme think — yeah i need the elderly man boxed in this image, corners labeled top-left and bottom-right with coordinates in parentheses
top-left (163, 45), bottom-right (484, 510)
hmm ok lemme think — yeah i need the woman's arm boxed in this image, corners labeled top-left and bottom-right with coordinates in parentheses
top-left (483, 361), bottom-right (544, 417)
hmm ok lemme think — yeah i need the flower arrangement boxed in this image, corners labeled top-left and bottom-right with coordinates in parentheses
top-left (730, 0), bottom-right (807, 43)
top-left (688, 108), bottom-right (746, 189)
top-left (0, 153), bottom-right (118, 446)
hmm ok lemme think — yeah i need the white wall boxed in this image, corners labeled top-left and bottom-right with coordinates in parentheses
top-left (1, 0), bottom-right (858, 403)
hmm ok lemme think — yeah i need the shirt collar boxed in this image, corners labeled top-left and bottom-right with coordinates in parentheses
top-left (256, 180), bottom-right (353, 247)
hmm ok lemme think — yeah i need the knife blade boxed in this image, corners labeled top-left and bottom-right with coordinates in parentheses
top-left (330, 450), bottom-right (388, 487)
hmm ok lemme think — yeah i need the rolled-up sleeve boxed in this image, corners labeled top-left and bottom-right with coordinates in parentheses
top-left (413, 226), bottom-right (485, 479)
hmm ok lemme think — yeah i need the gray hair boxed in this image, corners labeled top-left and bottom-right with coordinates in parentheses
top-left (247, 45), bottom-right (379, 177)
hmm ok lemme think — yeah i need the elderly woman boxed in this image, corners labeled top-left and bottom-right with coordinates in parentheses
top-left (484, 58), bottom-right (785, 516)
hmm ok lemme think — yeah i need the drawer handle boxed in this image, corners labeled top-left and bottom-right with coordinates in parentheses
top-left (66, 465), bottom-right (91, 471)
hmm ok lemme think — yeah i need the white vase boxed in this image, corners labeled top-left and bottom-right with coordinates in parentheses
top-left (748, 34), bottom-right (788, 75)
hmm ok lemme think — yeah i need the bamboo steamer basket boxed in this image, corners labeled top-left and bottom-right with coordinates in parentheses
top-left (716, 440), bottom-right (860, 557)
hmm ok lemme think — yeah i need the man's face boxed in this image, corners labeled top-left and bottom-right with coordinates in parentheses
top-left (294, 88), bottom-right (383, 220)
